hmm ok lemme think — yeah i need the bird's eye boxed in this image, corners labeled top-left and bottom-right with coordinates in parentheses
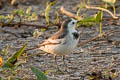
top-left (72, 22), bottom-right (75, 24)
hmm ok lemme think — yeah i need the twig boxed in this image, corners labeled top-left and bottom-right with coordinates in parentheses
top-left (78, 29), bottom-right (120, 47)
top-left (0, 28), bottom-right (19, 37)
top-left (20, 23), bottom-right (48, 29)
top-left (0, 22), bottom-right (48, 29)
top-left (85, 5), bottom-right (118, 19)
top-left (60, 6), bottom-right (119, 21)
top-left (60, 6), bottom-right (83, 20)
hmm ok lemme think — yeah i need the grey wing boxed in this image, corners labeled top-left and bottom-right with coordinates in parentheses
top-left (40, 38), bottom-right (63, 46)
top-left (50, 30), bottom-right (67, 39)
top-left (40, 30), bottom-right (67, 46)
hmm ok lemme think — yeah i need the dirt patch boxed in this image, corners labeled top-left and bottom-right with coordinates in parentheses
top-left (0, 0), bottom-right (120, 80)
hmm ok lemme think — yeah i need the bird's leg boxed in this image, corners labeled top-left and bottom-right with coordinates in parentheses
top-left (54, 54), bottom-right (57, 66)
top-left (54, 54), bottom-right (62, 72)
top-left (62, 55), bottom-right (66, 67)
top-left (62, 55), bottom-right (68, 72)
top-left (54, 54), bottom-right (59, 69)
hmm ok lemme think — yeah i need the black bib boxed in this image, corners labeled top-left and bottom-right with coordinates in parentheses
top-left (72, 32), bottom-right (79, 39)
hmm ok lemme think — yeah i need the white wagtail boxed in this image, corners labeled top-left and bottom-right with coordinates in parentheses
top-left (25, 18), bottom-right (79, 68)
top-left (39, 18), bottom-right (79, 66)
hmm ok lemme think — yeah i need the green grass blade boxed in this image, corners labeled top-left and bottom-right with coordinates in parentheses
top-left (102, 0), bottom-right (116, 5)
top-left (31, 67), bottom-right (48, 80)
top-left (95, 11), bottom-right (103, 23)
top-left (99, 22), bottom-right (103, 37)
top-left (78, 16), bottom-right (96, 24)
top-left (45, 1), bottom-right (55, 25)
top-left (2, 42), bottom-right (27, 69)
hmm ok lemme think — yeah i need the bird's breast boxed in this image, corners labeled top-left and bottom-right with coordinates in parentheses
top-left (66, 33), bottom-right (79, 49)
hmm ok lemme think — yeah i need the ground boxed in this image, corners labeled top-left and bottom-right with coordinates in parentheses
top-left (0, 0), bottom-right (120, 80)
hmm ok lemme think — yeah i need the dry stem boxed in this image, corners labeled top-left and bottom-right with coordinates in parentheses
top-left (60, 7), bottom-right (83, 20)
top-left (78, 29), bottom-right (120, 47)
top-left (85, 5), bottom-right (118, 19)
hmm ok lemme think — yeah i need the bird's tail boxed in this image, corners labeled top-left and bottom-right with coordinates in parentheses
top-left (24, 45), bottom-right (41, 52)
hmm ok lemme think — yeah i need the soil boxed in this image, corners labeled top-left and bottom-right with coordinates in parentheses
top-left (0, 0), bottom-right (120, 80)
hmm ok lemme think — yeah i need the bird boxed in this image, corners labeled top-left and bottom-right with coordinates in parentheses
top-left (38, 18), bottom-right (79, 67)
top-left (25, 18), bottom-right (79, 69)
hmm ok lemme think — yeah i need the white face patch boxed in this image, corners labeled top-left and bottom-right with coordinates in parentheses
top-left (67, 18), bottom-right (77, 33)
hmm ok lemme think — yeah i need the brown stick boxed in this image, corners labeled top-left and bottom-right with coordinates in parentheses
top-left (60, 6), bottom-right (119, 20)
top-left (0, 28), bottom-right (19, 37)
top-left (60, 6), bottom-right (83, 20)
top-left (78, 29), bottom-right (120, 47)
top-left (85, 5), bottom-right (118, 19)
top-left (0, 22), bottom-right (48, 29)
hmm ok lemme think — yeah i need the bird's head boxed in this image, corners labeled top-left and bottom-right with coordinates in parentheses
top-left (61, 18), bottom-right (78, 32)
